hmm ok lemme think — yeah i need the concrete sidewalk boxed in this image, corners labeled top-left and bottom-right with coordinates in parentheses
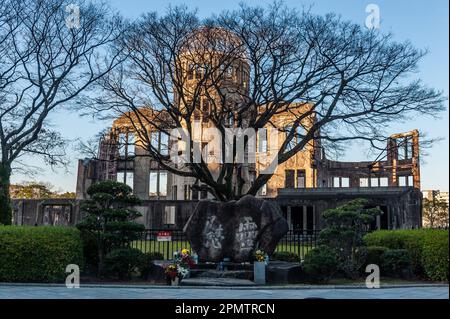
top-left (0, 284), bottom-right (448, 299)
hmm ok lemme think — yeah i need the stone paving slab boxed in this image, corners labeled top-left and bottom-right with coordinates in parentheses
top-left (180, 278), bottom-right (256, 286)
top-left (0, 285), bottom-right (448, 299)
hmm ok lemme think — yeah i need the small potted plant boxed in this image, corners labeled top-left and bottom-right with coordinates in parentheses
top-left (253, 249), bottom-right (267, 285)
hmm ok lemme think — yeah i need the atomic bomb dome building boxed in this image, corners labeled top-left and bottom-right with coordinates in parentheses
top-left (13, 27), bottom-right (423, 230)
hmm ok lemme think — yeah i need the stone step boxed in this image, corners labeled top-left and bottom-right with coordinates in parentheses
top-left (180, 278), bottom-right (256, 286)
top-left (194, 262), bottom-right (253, 271)
top-left (190, 269), bottom-right (253, 280)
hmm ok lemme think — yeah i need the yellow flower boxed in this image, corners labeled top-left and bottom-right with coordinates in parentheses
top-left (181, 249), bottom-right (190, 255)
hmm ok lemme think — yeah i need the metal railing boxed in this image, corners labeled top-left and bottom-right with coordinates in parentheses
top-left (130, 228), bottom-right (321, 261)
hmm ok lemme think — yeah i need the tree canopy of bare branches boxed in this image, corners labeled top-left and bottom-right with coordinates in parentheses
top-left (89, 3), bottom-right (445, 202)
top-left (0, 0), bottom-right (123, 224)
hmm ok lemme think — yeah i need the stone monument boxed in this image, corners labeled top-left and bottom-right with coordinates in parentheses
top-left (183, 195), bottom-right (289, 263)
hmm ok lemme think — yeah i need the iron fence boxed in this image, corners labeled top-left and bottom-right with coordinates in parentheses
top-left (130, 228), bottom-right (321, 261)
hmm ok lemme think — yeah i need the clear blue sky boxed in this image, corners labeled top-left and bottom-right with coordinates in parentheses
top-left (11, 0), bottom-right (449, 192)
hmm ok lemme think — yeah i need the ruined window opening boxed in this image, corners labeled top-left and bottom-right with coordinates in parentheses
top-left (399, 176), bottom-right (407, 187)
top-left (408, 175), bottom-right (413, 186)
top-left (285, 170), bottom-right (295, 188)
top-left (341, 177), bottom-right (349, 188)
top-left (117, 171), bottom-right (134, 191)
top-left (164, 206), bottom-right (176, 225)
top-left (192, 184), bottom-right (199, 200)
top-left (160, 132), bottom-right (169, 155)
top-left (370, 178), bottom-right (379, 187)
top-left (297, 170), bottom-right (306, 188)
top-left (184, 185), bottom-right (190, 200)
top-left (150, 132), bottom-right (159, 152)
top-left (359, 178), bottom-right (369, 187)
top-left (159, 171), bottom-right (167, 196)
top-left (127, 133), bottom-right (135, 155)
top-left (187, 64), bottom-right (194, 80)
top-left (118, 133), bottom-right (127, 157)
top-left (149, 171), bottom-right (167, 197)
top-left (333, 177), bottom-right (340, 188)
top-left (172, 185), bottom-right (177, 200)
top-left (285, 126), bottom-right (295, 151)
top-left (258, 128), bottom-right (268, 153)
top-left (397, 137), bottom-right (412, 160)
top-left (150, 131), bottom-right (169, 156)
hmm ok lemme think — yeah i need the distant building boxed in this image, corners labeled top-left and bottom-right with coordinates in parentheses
top-left (423, 190), bottom-right (449, 204)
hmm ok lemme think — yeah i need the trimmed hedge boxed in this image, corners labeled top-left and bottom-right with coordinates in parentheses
top-left (364, 246), bottom-right (388, 267)
top-left (381, 249), bottom-right (412, 278)
top-left (364, 229), bottom-right (448, 281)
top-left (104, 248), bottom-right (143, 280)
top-left (271, 251), bottom-right (300, 262)
top-left (421, 231), bottom-right (449, 281)
top-left (0, 226), bottom-right (84, 282)
top-left (303, 246), bottom-right (338, 283)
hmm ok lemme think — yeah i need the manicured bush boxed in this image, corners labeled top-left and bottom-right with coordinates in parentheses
top-left (319, 199), bottom-right (381, 279)
top-left (271, 251), bottom-right (300, 262)
top-left (381, 249), bottom-right (412, 278)
top-left (104, 248), bottom-right (144, 280)
top-left (364, 246), bottom-right (388, 267)
top-left (303, 246), bottom-right (338, 283)
top-left (421, 231), bottom-right (449, 281)
top-left (0, 226), bottom-right (84, 282)
top-left (364, 229), bottom-right (449, 281)
top-left (77, 181), bottom-right (145, 275)
top-left (80, 231), bottom-right (99, 273)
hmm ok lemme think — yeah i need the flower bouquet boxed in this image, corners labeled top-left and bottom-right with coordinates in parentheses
top-left (164, 248), bottom-right (196, 285)
top-left (254, 249), bottom-right (266, 262)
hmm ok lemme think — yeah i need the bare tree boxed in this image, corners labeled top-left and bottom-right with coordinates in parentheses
top-left (0, 0), bottom-right (123, 224)
top-left (91, 4), bottom-right (445, 202)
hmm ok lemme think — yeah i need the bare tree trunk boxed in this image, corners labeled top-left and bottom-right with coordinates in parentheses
top-left (0, 163), bottom-right (12, 225)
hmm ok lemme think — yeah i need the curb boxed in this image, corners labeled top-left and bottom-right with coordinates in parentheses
top-left (0, 282), bottom-right (448, 290)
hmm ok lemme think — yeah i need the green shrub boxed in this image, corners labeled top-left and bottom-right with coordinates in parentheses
top-left (104, 248), bottom-right (144, 280)
top-left (271, 251), bottom-right (300, 262)
top-left (77, 181), bottom-right (144, 276)
top-left (421, 232), bottom-right (449, 281)
top-left (303, 246), bottom-right (338, 283)
top-left (80, 231), bottom-right (99, 273)
top-left (0, 226), bottom-right (84, 282)
top-left (381, 249), bottom-right (412, 278)
top-left (364, 229), bottom-right (449, 281)
top-left (319, 199), bottom-right (381, 279)
top-left (365, 230), bottom-right (426, 275)
top-left (364, 246), bottom-right (388, 267)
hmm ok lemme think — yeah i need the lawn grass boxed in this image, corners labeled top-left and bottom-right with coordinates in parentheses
top-left (130, 240), bottom-right (314, 260)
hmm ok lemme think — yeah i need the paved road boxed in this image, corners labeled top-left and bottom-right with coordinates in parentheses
top-left (0, 285), bottom-right (448, 299)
